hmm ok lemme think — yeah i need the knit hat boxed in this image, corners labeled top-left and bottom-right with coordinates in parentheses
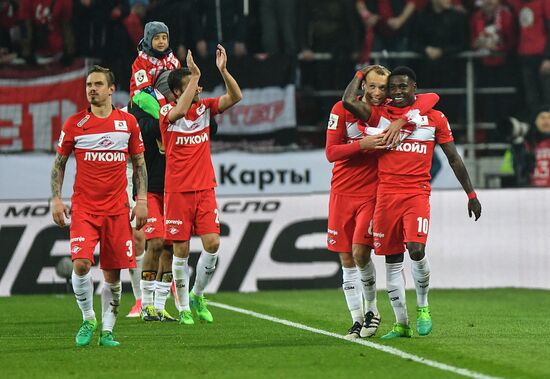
top-left (154, 70), bottom-right (172, 98)
top-left (138, 21), bottom-right (170, 57)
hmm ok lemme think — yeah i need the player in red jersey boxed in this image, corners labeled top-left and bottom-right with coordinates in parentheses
top-left (51, 65), bottom-right (148, 347)
top-left (329, 65), bottom-right (440, 339)
top-left (159, 46), bottom-right (242, 324)
top-left (343, 66), bottom-right (481, 339)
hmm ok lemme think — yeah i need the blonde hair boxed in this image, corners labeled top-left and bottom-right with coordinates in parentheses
top-left (365, 64), bottom-right (391, 78)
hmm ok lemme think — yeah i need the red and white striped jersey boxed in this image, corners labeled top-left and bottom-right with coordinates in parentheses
top-left (57, 108), bottom-right (144, 215)
top-left (159, 98), bottom-right (221, 192)
top-left (367, 105), bottom-right (454, 194)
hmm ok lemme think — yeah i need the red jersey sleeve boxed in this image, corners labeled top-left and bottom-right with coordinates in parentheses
top-left (325, 102), bottom-right (361, 162)
top-left (409, 93), bottom-right (439, 115)
top-left (56, 117), bottom-right (75, 156)
top-left (128, 114), bottom-right (145, 155)
top-left (159, 103), bottom-right (174, 132)
top-left (202, 97), bottom-right (221, 116)
top-left (131, 55), bottom-right (153, 93)
top-left (434, 111), bottom-right (454, 145)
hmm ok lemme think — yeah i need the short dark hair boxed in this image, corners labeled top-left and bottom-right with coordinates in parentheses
top-left (168, 67), bottom-right (192, 93)
top-left (389, 66), bottom-right (417, 83)
top-left (87, 65), bottom-right (115, 87)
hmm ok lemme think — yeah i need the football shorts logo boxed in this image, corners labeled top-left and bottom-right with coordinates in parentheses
top-left (98, 135), bottom-right (115, 149)
top-left (58, 131), bottom-right (65, 147)
top-left (327, 238), bottom-right (336, 245)
top-left (134, 69), bottom-right (148, 85)
top-left (77, 114), bottom-right (90, 128)
top-left (114, 120), bottom-right (128, 131)
top-left (144, 226), bottom-right (155, 234)
top-left (196, 104), bottom-right (206, 116)
top-left (168, 226), bottom-right (179, 235)
top-left (328, 113), bottom-right (339, 130)
top-left (71, 245), bottom-right (82, 255)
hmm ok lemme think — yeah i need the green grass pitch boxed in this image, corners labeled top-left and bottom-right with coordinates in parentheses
top-left (0, 288), bottom-right (548, 379)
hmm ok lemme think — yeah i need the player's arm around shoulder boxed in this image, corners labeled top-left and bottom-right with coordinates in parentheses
top-left (216, 44), bottom-right (243, 113)
top-left (342, 68), bottom-right (372, 122)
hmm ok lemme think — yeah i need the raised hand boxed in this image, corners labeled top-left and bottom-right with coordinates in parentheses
top-left (186, 50), bottom-right (200, 77)
top-left (216, 44), bottom-right (227, 72)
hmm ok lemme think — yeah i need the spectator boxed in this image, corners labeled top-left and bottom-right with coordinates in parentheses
top-left (146, 0), bottom-right (202, 63)
top-left (470, 0), bottom-right (518, 122)
top-left (19, 0), bottom-right (75, 65)
top-left (258, 0), bottom-right (297, 57)
top-left (511, 107), bottom-right (550, 187)
top-left (0, 0), bottom-right (18, 64)
top-left (411, 0), bottom-right (468, 87)
top-left (507, 0), bottom-right (550, 113)
top-left (124, 1), bottom-right (147, 47)
top-left (195, 0), bottom-right (247, 58)
top-left (356, 0), bottom-right (418, 65)
top-left (298, 0), bottom-right (361, 90)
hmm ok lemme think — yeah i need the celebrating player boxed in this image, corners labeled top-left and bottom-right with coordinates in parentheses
top-left (329, 65), bottom-right (440, 339)
top-left (344, 66), bottom-right (482, 339)
top-left (51, 65), bottom-right (147, 347)
top-left (159, 46), bottom-right (242, 324)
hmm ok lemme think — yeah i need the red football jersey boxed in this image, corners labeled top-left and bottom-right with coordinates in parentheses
top-left (130, 51), bottom-right (181, 95)
top-left (160, 98), bottom-right (221, 192)
top-left (57, 108), bottom-right (145, 215)
top-left (325, 101), bottom-right (378, 196)
top-left (367, 105), bottom-right (454, 194)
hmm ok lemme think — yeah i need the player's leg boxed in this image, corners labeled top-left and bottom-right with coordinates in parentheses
top-left (70, 211), bottom-right (100, 347)
top-left (172, 240), bottom-right (193, 324)
top-left (190, 189), bottom-right (221, 323)
top-left (97, 213), bottom-right (138, 346)
top-left (352, 198), bottom-right (380, 337)
top-left (99, 269), bottom-right (122, 347)
top-left (327, 192), bottom-right (363, 338)
top-left (189, 232), bottom-right (219, 323)
top-left (126, 228), bottom-right (145, 317)
top-left (353, 244), bottom-right (380, 337)
top-left (339, 252), bottom-right (363, 340)
top-left (140, 237), bottom-right (163, 321)
top-left (164, 191), bottom-right (195, 325)
top-left (403, 193), bottom-right (432, 336)
top-left (373, 195), bottom-right (412, 340)
top-left (155, 248), bottom-right (176, 321)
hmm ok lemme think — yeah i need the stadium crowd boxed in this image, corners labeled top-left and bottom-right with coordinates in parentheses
top-left (2, 0), bottom-right (550, 187)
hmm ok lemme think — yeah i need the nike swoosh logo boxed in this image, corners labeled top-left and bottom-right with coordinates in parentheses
top-left (388, 289), bottom-right (397, 294)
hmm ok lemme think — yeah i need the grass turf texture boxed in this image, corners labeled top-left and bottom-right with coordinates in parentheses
top-left (0, 289), bottom-right (548, 379)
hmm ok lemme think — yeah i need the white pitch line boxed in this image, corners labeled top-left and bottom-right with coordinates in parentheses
top-left (210, 301), bottom-right (503, 379)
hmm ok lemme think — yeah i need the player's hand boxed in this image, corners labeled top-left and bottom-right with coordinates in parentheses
top-left (216, 44), bottom-right (227, 72)
top-left (468, 198), bottom-right (482, 221)
top-left (186, 50), bottom-right (200, 77)
top-left (51, 197), bottom-right (69, 227)
top-left (131, 201), bottom-right (148, 230)
top-left (383, 118), bottom-right (406, 147)
top-left (359, 134), bottom-right (385, 150)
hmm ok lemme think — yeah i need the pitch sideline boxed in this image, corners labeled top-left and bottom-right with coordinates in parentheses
top-left (210, 301), bottom-right (503, 379)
